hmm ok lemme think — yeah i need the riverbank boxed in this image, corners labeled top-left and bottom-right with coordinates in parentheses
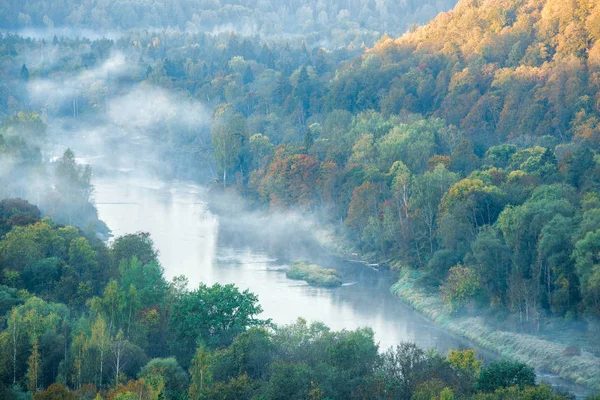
top-left (311, 224), bottom-right (600, 394)
top-left (390, 268), bottom-right (600, 393)
top-left (207, 188), bottom-right (599, 394)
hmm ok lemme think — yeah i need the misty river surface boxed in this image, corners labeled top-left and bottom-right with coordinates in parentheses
top-left (91, 172), bottom-right (592, 398)
top-left (94, 174), bottom-right (470, 351)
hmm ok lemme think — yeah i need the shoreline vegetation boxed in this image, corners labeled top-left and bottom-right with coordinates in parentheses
top-left (286, 259), bottom-right (343, 287)
top-left (391, 268), bottom-right (600, 392)
top-left (315, 226), bottom-right (600, 393)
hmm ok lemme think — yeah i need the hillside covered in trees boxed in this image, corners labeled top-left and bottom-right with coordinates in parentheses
top-left (233, 0), bottom-right (600, 325)
top-left (0, 0), bottom-right (457, 48)
top-left (0, 197), bottom-right (573, 399)
top-left (2, 0), bottom-right (600, 397)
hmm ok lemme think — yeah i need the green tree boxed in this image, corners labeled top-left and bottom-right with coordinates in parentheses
top-left (410, 165), bottom-right (459, 257)
top-left (119, 257), bottom-right (167, 309)
top-left (189, 344), bottom-right (213, 399)
top-left (91, 316), bottom-right (110, 389)
top-left (249, 134), bottom-right (273, 171)
top-left (211, 106), bottom-right (249, 188)
top-left (441, 264), bottom-right (482, 313)
top-left (27, 339), bottom-right (41, 393)
top-left (169, 283), bottom-right (267, 365)
top-left (69, 237), bottom-right (98, 281)
top-left (139, 358), bottom-right (189, 400)
top-left (111, 232), bottom-right (158, 268)
top-left (447, 349), bottom-right (481, 396)
top-left (477, 360), bottom-right (535, 392)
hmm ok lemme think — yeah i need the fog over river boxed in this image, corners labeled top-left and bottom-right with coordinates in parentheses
top-left (93, 172), bottom-right (464, 351)
top-left (85, 166), bottom-right (591, 398)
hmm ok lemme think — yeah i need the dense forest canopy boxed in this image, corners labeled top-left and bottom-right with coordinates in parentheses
top-left (0, 0), bottom-right (458, 47)
top-left (1, 0), bottom-right (600, 398)
top-left (333, 0), bottom-right (600, 146)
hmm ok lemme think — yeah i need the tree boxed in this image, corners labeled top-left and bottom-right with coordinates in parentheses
top-left (0, 198), bottom-right (41, 236)
top-left (390, 161), bottom-right (411, 218)
top-left (573, 229), bottom-right (600, 315)
top-left (33, 384), bottom-right (76, 400)
top-left (349, 134), bottom-right (376, 165)
top-left (441, 264), bottom-right (482, 313)
top-left (293, 66), bottom-right (311, 114)
top-left (53, 149), bottom-right (93, 226)
top-left (249, 134), bottom-right (273, 171)
top-left (119, 257), bottom-right (167, 309)
top-left (89, 280), bottom-right (121, 332)
top-left (242, 65), bottom-right (254, 85)
top-left (477, 360), bottom-right (535, 392)
top-left (138, 358), bottom-right (189, 400)
top-left (111, 232), bottom-right (158, 268)
top-left (91, 316), bottom-right (110, 389)
top-left (450, 139), bottom-right (479, 174)
top-left (204, 373), bottom-right (255, 400)
top-left (27, 339), bottom-right (41, 393)
top-left (20, 64), bottom-right (29, 82)
top-left (259, 154), bottom-right (319, 209)
top-left (211, 106), bottom-right (249, 188)
top-left (189, 344), bottom-right (213, 399)
top-left (447, 349), bottom-right (481, 396)
top-left (303, 128), bottom-right (314, 151)
top-left (8, 307), bottom-right (23, 384)
top-left (410, 165), bottom-right (459, 257)
top-left (211, 328), bottom-right (274, 382)
top-left (169, 283), bottom-right (267, 364)
top-left (69, 237), bottom-right (98, 281)
top-left (112, 330), bottom-right (126, 386)
top-left (0, 219), bottom-right (64, 272)
top-left (378, 342), bottom-right (427, 399)
top-left (346, 181), bottom-right (381, 238)
top-left (466, 227), bottom-right (512, 305)
top-left (264, 362), bottom-right (312, 400)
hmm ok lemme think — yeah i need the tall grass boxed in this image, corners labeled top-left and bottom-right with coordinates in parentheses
top-left (391, 268), bottom-right (600, 390)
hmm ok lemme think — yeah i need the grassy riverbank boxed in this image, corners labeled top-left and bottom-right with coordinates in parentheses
top-left (312, 223), bottom-right (600, 392)
top-left (390, 268), bottom-right (600, 391)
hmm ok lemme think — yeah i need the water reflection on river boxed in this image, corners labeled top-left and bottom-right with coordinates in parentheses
top-left (94, 174), bottom-right (475, 352)
top-left (93, 173), bottom-right (591, 398)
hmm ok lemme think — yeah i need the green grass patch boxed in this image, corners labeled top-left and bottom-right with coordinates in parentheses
top-left (286, 260), bottom-right (342, 288)
top-left (391, 268), bottom-right (600, 391)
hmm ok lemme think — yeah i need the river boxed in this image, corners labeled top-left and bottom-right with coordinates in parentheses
top-left (89, 169), bottom-right (591, 398)
top-left (93, 173), bottom-right (468, 352)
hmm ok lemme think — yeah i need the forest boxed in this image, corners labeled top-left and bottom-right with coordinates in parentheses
top-left (1, 0), bottom-right (600, 398)
top-left (0, 0), bottom-right (456, 48)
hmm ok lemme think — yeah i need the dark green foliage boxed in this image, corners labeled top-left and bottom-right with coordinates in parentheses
top-left (2, 0), bottom-right (600, 395)
top-left (169, 283), bottom-right (267, 363)
top-left (212, 328), bottom-right (274, 381)
top-left (0, 198), bottom-right (40, 237)
top-left (477, 360), bottom-right (536, 393)
top-left (138, 357), bottom-right (189, 399)
top-left (110, 232), bottom-right (158, 267)
top-left (0, 285), bottom-right (23, 317)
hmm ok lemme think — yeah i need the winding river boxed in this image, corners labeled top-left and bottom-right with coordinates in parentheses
top-left (93, 173), bottom-right (465, 351)
top-left (84, 167), bottom-right (593, 398)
